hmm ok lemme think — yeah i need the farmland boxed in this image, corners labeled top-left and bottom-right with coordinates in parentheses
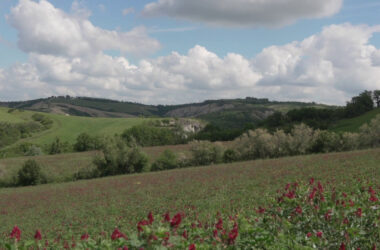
top-left (1, 148), bottom-right (379, 247)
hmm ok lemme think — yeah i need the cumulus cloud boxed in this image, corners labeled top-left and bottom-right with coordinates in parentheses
top-left (142, 0), bottom-right (343, 27)
top-left (7, 0), bottom-right (160, 57)
top-left (1, 2), bottom-right (380, 105)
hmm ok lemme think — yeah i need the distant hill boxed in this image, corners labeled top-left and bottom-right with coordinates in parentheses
top-left (0, 96), bottom-right (331, 128)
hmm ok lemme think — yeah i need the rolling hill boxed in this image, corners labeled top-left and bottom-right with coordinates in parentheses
top-left (330, 107), bottom-right (380, 132)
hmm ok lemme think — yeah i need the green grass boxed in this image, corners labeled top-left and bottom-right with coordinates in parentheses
top-left (330, 107), bottom-right (380, 132)
top-left (0, 107), bottom-right (150, 152)
top-left (0, 148), bottom-right (379, 240)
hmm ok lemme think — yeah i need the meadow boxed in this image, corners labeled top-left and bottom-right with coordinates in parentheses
top-left (1, 148), bottom-right (379, 247)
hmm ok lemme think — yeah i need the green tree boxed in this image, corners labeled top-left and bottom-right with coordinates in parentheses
top-left (17, 160), bottom-right (46, 186)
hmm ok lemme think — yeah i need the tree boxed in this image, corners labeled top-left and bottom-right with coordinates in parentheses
top-left (345, 91), bottom-right (374, 117)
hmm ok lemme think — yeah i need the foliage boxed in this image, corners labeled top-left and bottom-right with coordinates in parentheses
top-left (0, 122), bottom-right (42, 148)
top-left (189, 141), bottom-right (223, 166)
top-left (151, 150), bottom-right (179, 171)
top-left (345, 90), bottom-right (374, 118)
top-left (359, 114), bottom-right (380, 147)
top-left (92, 137), bottom-right (148, 177)
top-left (47, 137), bottom-right (71, 155)
top-left (16, 159), bottom-right (46, 186)
top-left (31, 113), bottom-right (53, 129)
top-left (222, 149), bottom-right (239, 163)
top-left (74, 133), bottom-right (102, 152)
top-left (122, 123), bottom-right (185, 147)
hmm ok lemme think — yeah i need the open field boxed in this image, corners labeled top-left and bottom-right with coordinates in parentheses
top-left (1, 148), bottom-right (379, 241)
top-left (0, 107), bottom-right (149, 151)
top-left (331, 107), bottom-right (380, 132)
top-left (0, 142), bottom-right (233, 184)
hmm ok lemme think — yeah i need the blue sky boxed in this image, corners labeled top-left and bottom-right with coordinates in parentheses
top-left (0, 0), bottom-right (379, 104)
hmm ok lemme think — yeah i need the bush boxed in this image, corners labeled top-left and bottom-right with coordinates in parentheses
top-left (16, 160), bottom-right (46, 186)
top-left (93, 137), bottom-right (148, 177)
top-left (190, 141), bottom-right (223, 166)
top-left (151, 150), bottom-right (178, 171)
top-left (48, 138), bottom-right (70, 155)
top-left (74, 133), bottom-right (102, 152)
top-left (223, 149), bottom-right (239, 163)
top-left (359, 115), bottom-right (380, 148)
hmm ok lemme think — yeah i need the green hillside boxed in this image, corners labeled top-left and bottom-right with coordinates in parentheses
top-left (330, 107), bottom-right (380, 132)
top-left (0, 107), bottom-right (150, 154)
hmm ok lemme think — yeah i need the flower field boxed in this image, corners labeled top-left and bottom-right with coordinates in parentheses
top-left (1, 148), bottom-right (380, 249)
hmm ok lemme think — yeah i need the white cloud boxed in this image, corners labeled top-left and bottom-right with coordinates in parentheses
top-left (143, 0), bottom-right (343, 27)
top-left (122, 8), bottom-right (135, 16)
top-left (7, 0), bottom-right (160, 57)
top-left (1, 2), bottom-right (380, 106)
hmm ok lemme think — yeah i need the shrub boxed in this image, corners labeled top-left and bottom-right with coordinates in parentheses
top-left (151, 150), bottom-right (178, 171)
top-left (48, 138), bottom-right (70, 155)
top-left (190, 141), bottom-right (223, 166)
top-left (288, 124), bottom-right (319, 155)
top-left (74, 133), bottom-right (102, 152)
top-left (359, 114), bottom-right (380, 148)
top-left (223, 148), bottom-right (239, 163)
top-left (16, 160), bottom-right (46, 186)
top-left (93, 137), bottom-right (148, 177)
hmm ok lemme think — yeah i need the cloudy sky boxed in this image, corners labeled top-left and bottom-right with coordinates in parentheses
top-left (0, 0), bottom-right (379, 105)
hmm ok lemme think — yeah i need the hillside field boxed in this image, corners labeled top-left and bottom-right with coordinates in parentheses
top-left (0, 148), bottom-right (379, 242)
top-left (0, 107), bottom-right (150, 151)
top-left (330, 107), bottom-right (380, 132)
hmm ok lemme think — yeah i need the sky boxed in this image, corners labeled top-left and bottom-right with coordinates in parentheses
top-left (0, 0), bottom-right (379, 105)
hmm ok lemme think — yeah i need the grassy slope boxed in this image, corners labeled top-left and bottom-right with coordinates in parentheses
top-left (0, 148), bottom-right (379, 239)
top-left (0, 107), bottom-right (149, 148)
top-left (330, 107), bottom-right (380, 132)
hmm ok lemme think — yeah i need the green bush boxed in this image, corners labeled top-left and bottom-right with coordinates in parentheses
top-left (151, 150), bottom-right (178, 171)
top-left (190, 141), bottom-right (223, 166)
top-left (223, 148), bottom-right (239, 163)
top-left (48, 138), bottom-right (70, 155)
top-left (359, 114), bottom-right (380, 147)
top-left (74, 133), bottom-right (102, 152)
top-left (93, 137), bottom-right (148, 177)
top-left (16, 160), bottom-right (46, 186)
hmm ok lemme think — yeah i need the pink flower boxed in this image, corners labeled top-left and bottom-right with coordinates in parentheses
top-left (306, 232), bottom-right (313, 238)
top-left (370, 195), bottom-right (379, 202)
top-left (182, 230), bottom-right (188, 239)
top-left (163, 212), bottom-right (170, 222)
top-left (10, 226), bottom-right (21, 242)
top-left (228, 224), bottom-right (238, 245)
top-left (309, 178), bottom-right (315, 185)
top-left (316, 231), bottom-right (323, 238)
top-left (137, 220), bottom-right (150, 232)
top-left (257, 207), bottom-right (266, 214)
top-left (318, 181), bottom-right (324, 193)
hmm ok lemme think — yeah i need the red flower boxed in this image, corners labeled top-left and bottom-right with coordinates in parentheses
top-left (318, 181), bottom-right (324, 193)
top-left (228, 225), bottom-right (238, 245)
top-left (356, 208), bottom-right (362, 217)
top-left (111, 228), bottom-right (126, 240)
top-left (257, 207), bottom-right (266, 214)
top-left (189, 244), bottom-right (196, 250)
top-left (10, 226), bottom-right (21, 242)
top-left (343, 218), bottom-right (349, 224)
top-left (340, 243), bottom-right (346, 250)
top-left (309, 187), bottom-right (317, 200)
top-left (148, 212), bottom-right (154, 224)
top-left (215, 218), bottom-right (223, 230)
top-left (309, 178), bottom-right (315, 185)
top-left (182, 230), bottom-right (188, 239)
top-left (316, 231), bottom-right (323, 238)
top-left (284, 190), bottom-right (295, 199)
top-left (80, 233), bottom-right (89, 241)
top-left (163, 212), bottom-right (171, 222)
top-left (213, 229), bottom-right (218, 238)
top-left (170, 213), bottom-right (182, 228)
top-left (295, 206), bottom-right (302, 214)
top-left (324, 210), bottom-right (332, 221)
top-left (137, 220), bottom-right (150, 232)
top-left (34, 230), bottom-right (42, 241)
top-left (306, 232), bottom-right (313, 238)
top-left (369, 186), bottom-right (376, 195)
top-left (370, 195), bottom-right (379, 202)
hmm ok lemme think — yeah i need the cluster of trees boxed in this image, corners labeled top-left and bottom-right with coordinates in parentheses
top-left (261, 90), bottom-right (380, 131)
